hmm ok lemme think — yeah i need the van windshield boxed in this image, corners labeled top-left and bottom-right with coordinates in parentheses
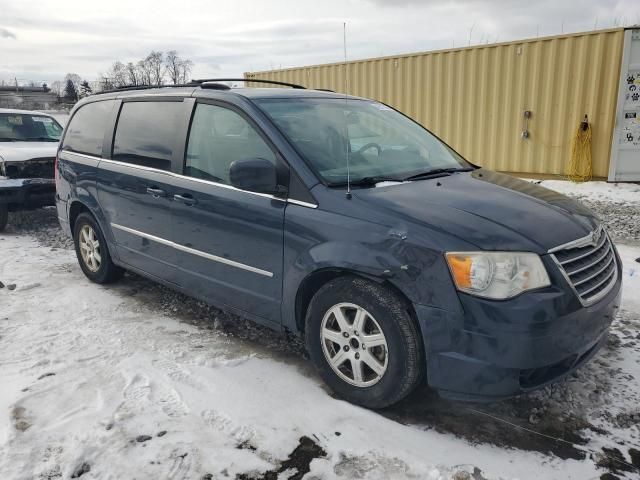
top-left (0, 113), bottom-right (63, 142)
top-left (255, 98), bottom-right (471, 186)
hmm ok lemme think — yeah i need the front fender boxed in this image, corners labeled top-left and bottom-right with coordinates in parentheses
top-left (282, 206), bottom-right (463, 333)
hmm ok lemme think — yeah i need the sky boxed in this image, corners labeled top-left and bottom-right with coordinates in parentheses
top-left (0, 0), bottom-right (638, 86)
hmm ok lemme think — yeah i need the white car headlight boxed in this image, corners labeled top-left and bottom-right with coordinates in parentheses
top-left (445, 251), bottom-right (550, 299)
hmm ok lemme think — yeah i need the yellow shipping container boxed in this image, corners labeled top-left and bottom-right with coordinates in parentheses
top-left (245, 28), bottom-right (626, 179)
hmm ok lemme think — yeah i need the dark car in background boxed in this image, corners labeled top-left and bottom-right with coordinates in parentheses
top-left (55, 80), bottom-right (622, 408)
top-left (0, 109), bottom-right (63, 231)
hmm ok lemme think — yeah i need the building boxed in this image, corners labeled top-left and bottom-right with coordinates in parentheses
top-left (0, 86), bottom-right (60, 111)
top-left (246, 27), bottom-right (640, 181)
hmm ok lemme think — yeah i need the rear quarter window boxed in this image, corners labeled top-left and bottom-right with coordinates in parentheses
top-left (112, 101), bottom-right (184, 171)
top-left (62, 100), bottom-right (115, 156)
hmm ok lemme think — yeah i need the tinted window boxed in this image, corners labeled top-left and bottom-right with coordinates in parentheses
top-left (185, 103), bottom-right (275, 184)
top-left (62, 100), bottom-right (114, 156)
top-left (113, 101), bottom-right (184, 170)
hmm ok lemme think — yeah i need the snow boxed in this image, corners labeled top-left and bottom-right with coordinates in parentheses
top-left (618, 244), bottom-right (640, 312)
top-left (0, 236), bottom-right (622, 480)
top-left (0, 178), bottom-right (639, 479)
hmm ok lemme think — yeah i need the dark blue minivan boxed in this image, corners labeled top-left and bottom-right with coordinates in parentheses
top-left (56, 80), bottom-right (622, 408)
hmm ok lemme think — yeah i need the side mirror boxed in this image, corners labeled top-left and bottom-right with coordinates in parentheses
top-left (229, 158), bottom-right (284, 195)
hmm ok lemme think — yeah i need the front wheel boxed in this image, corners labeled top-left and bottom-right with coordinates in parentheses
top-left (305, 276), bottom-right (424, 408)
top-left (0, 205), bottom-right (7, 232)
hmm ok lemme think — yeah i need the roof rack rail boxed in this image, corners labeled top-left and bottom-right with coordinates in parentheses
top-left (195, 78), bottom-right (306, 89)
top-left (95, 83), bottom-right (196, 95)
top-left (93, 78), bottom-right (307, 96)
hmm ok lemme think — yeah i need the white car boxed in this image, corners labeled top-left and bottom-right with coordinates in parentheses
top-left (0, 109), bottom-right (63, 231)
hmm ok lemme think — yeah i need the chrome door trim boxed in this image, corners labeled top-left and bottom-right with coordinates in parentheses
top-left (97, 157), bottom-right (319, 206)
top-left (111, 223), bottom-right (274, 278)
top-left (287, 198), bottom-right (318, 209)
top-left (59, 150), bottom-right (102, 164)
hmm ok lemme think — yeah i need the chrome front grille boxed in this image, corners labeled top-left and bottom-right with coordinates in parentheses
top-left (550, 226), bottom-right (618, 306)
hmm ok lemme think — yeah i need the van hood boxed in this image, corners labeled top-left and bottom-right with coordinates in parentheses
top-left (0, 142), bottom-right (59, 163)
top-left (354, 169), bottom-right (598, 252)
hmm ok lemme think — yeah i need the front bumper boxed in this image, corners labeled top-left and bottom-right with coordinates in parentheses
top-left (0, 178), bottom-right (56, 211)
top-left (415, 254), bottom-right (623, 402)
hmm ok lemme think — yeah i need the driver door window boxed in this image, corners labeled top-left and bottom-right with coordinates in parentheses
top-left (185, 103), bottom-right (276, 185)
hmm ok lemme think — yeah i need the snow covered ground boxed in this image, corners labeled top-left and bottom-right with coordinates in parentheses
top-left (0, 180), bottom-right (639, 480)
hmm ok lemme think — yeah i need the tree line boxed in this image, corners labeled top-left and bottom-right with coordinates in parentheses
top-left (42, 50), bottom-right (195, 104)
top-left (100, 50), bottom-right (194, 90)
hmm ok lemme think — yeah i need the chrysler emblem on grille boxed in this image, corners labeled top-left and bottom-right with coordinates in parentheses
top-left (588, 226), bottom-right (603, 247)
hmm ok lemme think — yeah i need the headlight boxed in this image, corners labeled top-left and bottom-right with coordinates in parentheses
top-left (445, 251), bottom-right (550, 299)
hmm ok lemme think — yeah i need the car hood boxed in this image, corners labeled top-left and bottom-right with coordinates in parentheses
top-left (0, 142), bottom-right (59, 162)
top-left (354, 169), bottom-right (598, 252)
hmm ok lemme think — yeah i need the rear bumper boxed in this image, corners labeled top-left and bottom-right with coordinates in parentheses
top-left (0, 178), bottom-right (55, 211)
top-left (415, 259), bottom-right (622, 402)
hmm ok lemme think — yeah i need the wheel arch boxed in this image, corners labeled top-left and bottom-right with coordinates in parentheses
top-left (294, 267), bottom-right (420, 336)
top-left (68, 200), bottom-right (91, 236)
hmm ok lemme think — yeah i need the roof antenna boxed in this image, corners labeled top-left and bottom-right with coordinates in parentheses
top-left (343, 21), bottom-right (352, 200)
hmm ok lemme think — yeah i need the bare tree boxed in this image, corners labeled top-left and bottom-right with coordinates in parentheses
top-left (50, 80), bottom-right (63, 97)
top-left (144, 51), bottom-right (164, 86)
top-left (137, 58), bottom-right (152, 85)
top-left (165, 50), bottom-right (181, 84)
top-left (125, 62), bottom-right (141, 86)
top-left (179, 59), bottom-right (193, 84)
top-left (165, 50), bottom-right (194, 84)
top-left (104, 61), bottom-right (128, 88)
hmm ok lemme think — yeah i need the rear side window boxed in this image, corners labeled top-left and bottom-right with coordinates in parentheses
top-left (62, 100), bottom-right (114, 156)
top-left (112, 101), bottom-right (184, 171)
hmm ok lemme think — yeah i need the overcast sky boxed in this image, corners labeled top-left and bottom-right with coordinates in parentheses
top-left (0, 0), bottom-right (638, 85)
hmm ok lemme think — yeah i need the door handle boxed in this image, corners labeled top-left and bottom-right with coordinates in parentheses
top-left (146, 187), bottom-right (166, 198)
top-left (174, 193), bottom-right (196, 206)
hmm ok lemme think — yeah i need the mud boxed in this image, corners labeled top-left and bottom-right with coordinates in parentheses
top-left (236, 436), bottom-right (326, 480)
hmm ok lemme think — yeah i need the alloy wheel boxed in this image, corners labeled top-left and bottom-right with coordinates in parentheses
top-left (79, 224), bottom-right (101, 273)
top-left (320, 302), bottom-right (389, 387)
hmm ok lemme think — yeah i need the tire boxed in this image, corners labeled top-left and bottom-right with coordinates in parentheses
top-left (73, 212), bottom-right (123, 284)
top-left (305, 276), bottom-right (424, 408)
top-left (0, 205), bottom-right (7, 232)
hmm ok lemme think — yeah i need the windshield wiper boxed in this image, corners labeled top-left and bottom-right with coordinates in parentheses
top-left (328, 175), bottom-right (402, 187)
top-left (402, 167), bottom-right (474, 181)
top-left (0, 138), bottom-right (18, 142)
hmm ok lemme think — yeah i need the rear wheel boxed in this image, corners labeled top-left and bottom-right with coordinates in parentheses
top-left (0, 205), bottom-right (7, 232)
top-left (305, 276), bottom-right (424, 408)
top-left (73, 213), bottom-right (123, 284)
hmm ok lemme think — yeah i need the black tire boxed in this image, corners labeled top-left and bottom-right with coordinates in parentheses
top-left (73, 212), bottom-right (123, 284)
top-left (305, 276), bottom-right (424, 408)
top-left (0, 205), bottom-right (7, 232)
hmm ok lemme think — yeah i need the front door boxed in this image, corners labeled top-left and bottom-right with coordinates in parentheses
top-left (170, 101), bottom-right (286, 324)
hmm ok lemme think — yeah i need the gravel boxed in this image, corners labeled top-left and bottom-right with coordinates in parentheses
top-left (5, 208), bottom-right (73, 250)
top-left (566, 195), bottom-right (640, 243)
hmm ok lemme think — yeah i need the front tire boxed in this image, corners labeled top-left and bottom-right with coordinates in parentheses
top-left (0, 205), bottom-right (8, 232)
top-left (73, 212), bottom-right (123, 284)
top-left (305, 276), bottom-right (424, 408)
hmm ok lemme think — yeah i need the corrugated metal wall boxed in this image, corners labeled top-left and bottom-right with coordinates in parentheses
top-left (245, 28), bottom-right (625, 178)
